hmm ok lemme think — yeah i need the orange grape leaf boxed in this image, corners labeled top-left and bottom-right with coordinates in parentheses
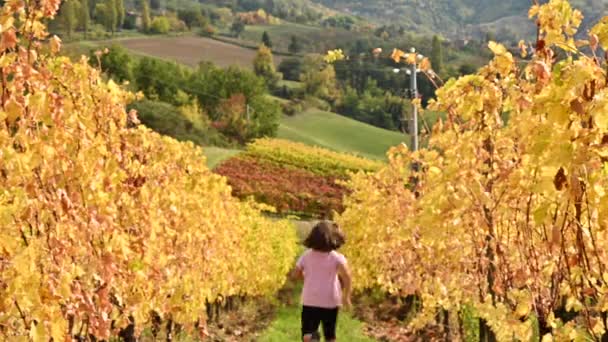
top-left (391, 48), bottom-right (404, 63)
top-left (0, 28), bottom-right (17, 51)
top-left (419, 57), bottom-right (431, 71)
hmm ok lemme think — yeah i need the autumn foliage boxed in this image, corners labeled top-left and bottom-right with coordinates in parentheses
top-left (215, 139), bottom-right (380, 217)
top-left (338, 0), bottom-right (608, 339)
top-left (216, 156), bottom-right (347, 217)
top-left (246, 138), bottom-right (383, 177)
top-left (0, 0), bottom-right (297, 340)
top-left (236, 8), bottom-right (280, 25)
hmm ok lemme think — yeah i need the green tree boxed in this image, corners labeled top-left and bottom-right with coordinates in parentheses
top-left (230, 20), bottom-right (244, 37)
top-left (58, 0), bottom-right (78, 39)
top-left (288, 35), bottom-right (301, 54)
top-left (134, 57), bottom-right (191, 105)
top-left (80, 0), bottom-right (90, 38)
top-left (141, 0), bottom-right (151, 32)
top-left (300, 54), bottom-right (339, 101)
top-left (95, 0), bottom-right (117, 34)
top-left (115, 0), bottom-right (125, 30)
top-left (253, 44), bottom-right (280, 88)
top-left (278, 57), bottom-right (302, 81)
top-left (94, 45), bottom-right (133, 82)
top-left (189, 63), bottom-right (266, 120)
top-left (261, 30), bottom-right (272, 48)
top-left (188, 63), bottom-right (279, 141)
top-left (178, 8), bottom-right (206, 30)
top-left (458, 63), bottom-right (477, 75)
top-left (105, 0), bottom-right (117, 34)
top-left (430, 35), bottom-right (443, 74)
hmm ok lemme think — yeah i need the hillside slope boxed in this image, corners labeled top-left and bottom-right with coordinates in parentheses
top-left (277, 109), bottom-right (406, 160)
top-left (311, 0), bottom-right (607, 39)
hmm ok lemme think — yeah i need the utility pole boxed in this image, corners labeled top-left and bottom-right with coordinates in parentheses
top-left (394, 47), bottom-right (423, 152)
top-left (408, 48), bottom-right (419, 152)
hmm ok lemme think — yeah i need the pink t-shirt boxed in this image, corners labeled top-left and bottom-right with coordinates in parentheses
top-left (296, 249), bottom-right (347, 309)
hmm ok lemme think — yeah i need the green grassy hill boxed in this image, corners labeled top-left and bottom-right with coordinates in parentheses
top-left (203, 109), bottom-right (405, 168)
top-left (278, 109), bottom-right (407, 160)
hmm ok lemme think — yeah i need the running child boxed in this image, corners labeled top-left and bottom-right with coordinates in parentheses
top-left (293, 221), bottom-right (352, 342)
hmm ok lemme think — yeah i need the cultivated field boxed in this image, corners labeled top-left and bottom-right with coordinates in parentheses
top-left (115, 36), bottom-right (283, 68)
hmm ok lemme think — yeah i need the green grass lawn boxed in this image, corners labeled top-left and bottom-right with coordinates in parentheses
top-left (203, 146), bottom-right (241, 169)
top-left (278, 109), bottom-right (407, 160)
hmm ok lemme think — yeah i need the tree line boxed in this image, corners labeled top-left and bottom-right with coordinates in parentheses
top-left (96, 44), bottom-right (282, 145)
top-left (52, 0), bottom-right (216, 38)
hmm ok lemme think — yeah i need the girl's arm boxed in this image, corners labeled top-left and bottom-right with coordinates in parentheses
top-left (337, 262), bottom-right (352, 308)
top-left (291, 265), bottom-right (304, 280)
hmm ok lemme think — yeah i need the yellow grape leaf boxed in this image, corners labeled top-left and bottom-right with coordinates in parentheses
top-left (5, 99), bottom-right (22, 124)
top-left (528, 4), bottom-right (540, 18)
top-left (541, 333), bottom-right (554, 342)
top-left (50, 317), bottom-right (67, 342)
top-left (518, 40), bottom-right (528, 58)
top-left (565, 296), bottom-right (583, 312)
top-left (592, 94), bottom-right (608, 131)
top-left (324, 49), bottom-right (345, 63)
top-left (488, 41), bottom-right (507, 55)
top-left (30, 322), bottom-right (47, 342)
top-left (50, 35), bottom-right (61, 54)
top-left (590, 16), bottom-right (608, 50)
top-left (514, 292), bottom-right (532, 318)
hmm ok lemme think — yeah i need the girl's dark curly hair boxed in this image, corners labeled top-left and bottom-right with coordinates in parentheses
top-left (304, 220), bottom-right (345, 252)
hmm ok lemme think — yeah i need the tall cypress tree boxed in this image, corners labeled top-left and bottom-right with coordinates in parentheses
top-left (261, 31), bottom-right (272, 48)
top-left (80, 0), bottom-right (90, 38)
top-left (288, 35), bottom-right (301, 54)
top-left (141, 0), bottom-right (151, 33)
top-left (115, 0), bottom-right (124, 30)
top-left (59, 0), bottom-right (77, 39)
top-left (430, 35), bottom-right (443, 74)
top-left (106, 0), bottom-right (117, 34)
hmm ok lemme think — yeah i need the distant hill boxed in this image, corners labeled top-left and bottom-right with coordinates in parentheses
top-left (309, 0), bottom-right (608, 41)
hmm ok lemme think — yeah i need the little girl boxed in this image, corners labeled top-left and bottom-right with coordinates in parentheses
top-left (294, 221), bottom-right (352, 342)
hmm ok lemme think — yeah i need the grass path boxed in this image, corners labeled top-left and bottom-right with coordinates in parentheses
top-left (257, 282), bottom-right (375, 342)
top-left (203, 146), bottom-right (241, 169)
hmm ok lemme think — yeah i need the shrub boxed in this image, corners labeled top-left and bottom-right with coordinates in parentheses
top-left (150, 16), bottom-right (170, 34)
top-left (92, 45), bottom-right (133, 82)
